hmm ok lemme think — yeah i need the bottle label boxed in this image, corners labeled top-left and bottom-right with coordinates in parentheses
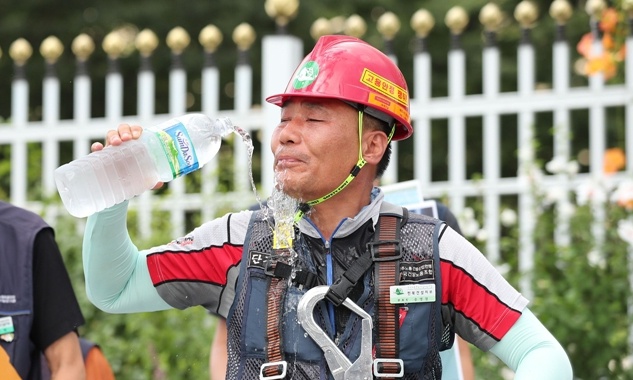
top-left (157, 121), bottom-right (199, 178)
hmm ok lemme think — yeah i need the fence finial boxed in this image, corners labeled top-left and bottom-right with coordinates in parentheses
top-left (549, 2), bottom-right (571, 25)
top-left (9, 38), bottom-right (32, 66)
top-left (446, 6), bottom-right (469, 49)
top-left (344, 15), bottom-right (367, 38)
top-left (585, 0), bottom-right (606, 19)
top-left (166, 27), bottom-right (191, 55)
top-left (622, 0), bottom-right (633, 18)
top-left (479, 3), bottom-right (503, 32)
top-left (515, 1), bottom-right (539, 29)
top-left (265, 0), bottom-right (299, 34)
top-left (445, 6), bottom-right (469, 35)
top-left (136, 29), bottom-right (159, 58)
top-left (199, 25), bottom-right (223, 53)
top-left (72, 34), bottom-right (95, 62)
top-left (378, 11), bottom-right (400, 56)
top-left (549, 0), bottom-right (573, 25)
top-left (40, 36), bottom-right (64, 64)
top-left (102, 31), bottom-right (126, 59)
top-left (411, 9), bottom-right (435, 38)
top-left (329, 16), bottom-right (346, 35)
top-left (624, 0), bottom-right (633, 18)
top-left (377, 11), bottom-right (401, 41)
top-left (310, 18), bottom-right (332, 41)
top-left (233, 23), bottom-right (256, 51)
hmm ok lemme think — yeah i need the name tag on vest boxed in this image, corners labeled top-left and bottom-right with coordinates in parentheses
top-left (390, 284), bottom-right (436, 304)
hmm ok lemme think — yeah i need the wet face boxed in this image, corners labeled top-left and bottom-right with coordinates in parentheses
top-left (271, 98), bottom-right (359, 201)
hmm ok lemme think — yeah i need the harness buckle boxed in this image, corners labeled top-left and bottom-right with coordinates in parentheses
top-left (373, 358), bottom-right (404, 378)
top-left (259, 360), bottom-right (288, 380)
top-left (265, 260), bottom-right (292, 279)
top-left (367, 240), bottom-right (402, 261)
top-left (325, 274), bottom-right (355, 307)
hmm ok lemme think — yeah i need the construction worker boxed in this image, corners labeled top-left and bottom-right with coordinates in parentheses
top-left (82, 35), bottom-right (572, 379)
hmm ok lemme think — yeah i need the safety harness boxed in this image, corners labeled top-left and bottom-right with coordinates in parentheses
top-left (260, 239), bottom-right (317, 380)
top-left (261, 205), bottom-right (408, 379)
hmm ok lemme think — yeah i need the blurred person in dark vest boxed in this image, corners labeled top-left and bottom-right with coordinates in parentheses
top-left (0, 201), bottom-right (114, 380)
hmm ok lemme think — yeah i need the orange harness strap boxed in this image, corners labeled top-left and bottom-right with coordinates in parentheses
top-left (372, 214), bottom-right (403, 379)
top-left (261, 248), bottom-right (293, 379)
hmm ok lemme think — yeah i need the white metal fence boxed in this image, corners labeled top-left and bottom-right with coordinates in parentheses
top-left (1, 5), bottom-right (632, 311)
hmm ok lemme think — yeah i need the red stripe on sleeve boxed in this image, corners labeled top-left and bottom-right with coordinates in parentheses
top-left (147, 244), bottom-right (242, 286)
top-left (440, 260), bottom-right (522, 341)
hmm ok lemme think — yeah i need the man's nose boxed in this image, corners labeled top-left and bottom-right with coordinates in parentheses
top-left (277, 118), bottom-right (302, 144)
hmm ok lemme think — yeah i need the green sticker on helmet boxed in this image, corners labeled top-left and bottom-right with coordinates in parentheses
top-left (293, 61), bottom-right (319, 89)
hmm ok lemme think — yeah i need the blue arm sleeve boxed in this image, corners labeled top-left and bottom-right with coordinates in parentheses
top-left (82, 201), bottom-right (171, 313)
top-left (489, 308), bottom-right (573, 379)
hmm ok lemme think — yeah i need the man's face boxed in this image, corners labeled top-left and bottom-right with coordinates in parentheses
top-left (271, 98), bottom-right (359, 201)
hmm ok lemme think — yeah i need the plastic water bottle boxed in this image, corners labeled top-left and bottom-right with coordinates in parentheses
top-left (54, 113), bottom-right (235, 218)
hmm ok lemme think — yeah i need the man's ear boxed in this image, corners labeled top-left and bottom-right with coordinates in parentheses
top-left (362, 130), bottom-right (389, 165)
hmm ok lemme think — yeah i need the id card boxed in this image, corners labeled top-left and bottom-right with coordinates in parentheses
top-left (0, 317), bottom-right (14, 335)
top-left (389, 284), bottom-right (436, 304)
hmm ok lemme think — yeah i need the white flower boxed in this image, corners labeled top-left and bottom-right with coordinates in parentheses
top-left (576, 180), bottom-right (607, 206)
top-left (565, 160), bottom-right (580, 175)
top-left (495, 263), bottom-right (511, 275)
top-left (500, 208), bottom-right (517, 227)
top-left (476, 229), bottom-right (488, 242)
top-left (609, 359), bottom-right (616, 372)
top-left (462, 207), bottom-right (475, 219)
top-left (617, 219), bottom-right (633, 246)
top-left (557, 201), bottom-right (576, 219)
top-left (460, 219), bottom-right (480, 238)
top-left (622, 355), bottom-right (633, 371)
top-left (518, 146), bottom-right (534, 162)
top-left (611, 180), bottom-right (633, 210)
top-left (500, 367), bottom-right (515, 380)
top-left (545, 156), bottom-right (568, 174)
top-left (586, 249), bottom-right (606, 269)
top-left (555, 258), bottom-right (568, 270)
top-left (544, 187), bottom-right (567, 206)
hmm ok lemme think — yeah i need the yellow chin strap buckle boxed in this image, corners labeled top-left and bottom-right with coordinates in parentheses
top-left (293, 111), bottom-right (395, 223)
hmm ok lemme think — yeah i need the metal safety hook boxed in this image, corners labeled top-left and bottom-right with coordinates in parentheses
top-left (297, 285), bottom-right (373, 380)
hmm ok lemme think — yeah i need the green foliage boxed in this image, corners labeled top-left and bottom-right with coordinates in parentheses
top-left (462, 177), bottom-right (633, 379)
top-left (531, 200), bottom-right (633, 379)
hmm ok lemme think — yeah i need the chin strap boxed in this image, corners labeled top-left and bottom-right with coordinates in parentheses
top-left (293, 110), bottom-right (395, 224)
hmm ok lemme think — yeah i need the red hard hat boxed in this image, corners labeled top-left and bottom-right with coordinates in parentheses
top-left (266, 35), bottom-right (412, 141)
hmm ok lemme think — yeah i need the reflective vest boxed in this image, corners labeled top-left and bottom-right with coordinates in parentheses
top-left (226, 202), bottom-right (445, 379)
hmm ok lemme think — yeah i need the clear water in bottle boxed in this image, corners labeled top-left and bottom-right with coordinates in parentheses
top-left (54, 114), bottom-right (234, 218)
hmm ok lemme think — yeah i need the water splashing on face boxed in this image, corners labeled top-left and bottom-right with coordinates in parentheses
top-left (232, 124), bottom-right (300, 254)
top-left (231, 126), bottom-right (266, 209)
top-left (269, 175), bottom-right (298, 251)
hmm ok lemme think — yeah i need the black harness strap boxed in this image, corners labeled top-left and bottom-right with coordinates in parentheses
top-left (326, 249), bottom-right (374, 307)
top-left (325, 204), bottom-right (407, 378)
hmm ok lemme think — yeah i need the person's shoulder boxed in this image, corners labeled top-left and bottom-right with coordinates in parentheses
top-left (427, 200), bottom-right (462, 235)
top-left (431, 200), bottom-right (451, 218)
top-left (0, 202), bottom-right (48, 228)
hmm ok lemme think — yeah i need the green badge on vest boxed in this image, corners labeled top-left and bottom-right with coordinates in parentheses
top-left (389, 284), bottom-right (436, 304)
